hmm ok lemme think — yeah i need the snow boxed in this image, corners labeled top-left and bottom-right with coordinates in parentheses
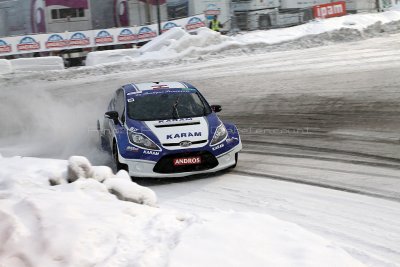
top-left (0, 59), bottom-right (12, 74)
top-left (103, 178), bottom-right (157, 207)
top-left (0, 9), bottom-right (400, 267)
top-left (234, 11), bottom-right (400, 45)
top-left (139, 27), bottom-right (188, 54)
top-left (67, 155), bottom-right (94, 182)
top-left (10, 56), bottom-right (64, 72)
top-left (84, 11), bottom-right (400, 66)
top-left (85, 48), bottom-right (141, 66)
top-left (0, 156), bottom-right (367, 267)
top-left (171, 212), bottom-right (366, 267)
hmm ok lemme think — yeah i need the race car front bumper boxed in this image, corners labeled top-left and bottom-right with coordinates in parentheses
top-left (119, 144), bottom-right (242, 178)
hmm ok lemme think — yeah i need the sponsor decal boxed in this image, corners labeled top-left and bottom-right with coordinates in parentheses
top-left (129, 127), bottom-right (139, 132)
top-left (17, 36), bottom-right (40, 51)
top-left (126, 146), bottom-right (139, 152)
top-left (313, 1), bottom-right (346, 19)
top-left (162, 22), bottom-right (179, 33)
top-left (127, 91), bottom-right (141, 96)
top-left (152, 84), bottom-right (169, 89)
top-left (127, 98), bottom-right (135, 103)
top-left (179, 141), bottom-right (192, 148)
top-left (95, 30), bottom-right (114, 44)
top-left (118, 29), bottom-right (137, 42)
top-left (45, 34), bottom-right (68, 49)
top-left (69, 32), bottom-right (90, 46)
top-left (138, 27), bottom-right (157, 40)
top-left (212, 143), bottom-right (224, 151)
top-left (185, 17), bottom-right (206, 31)
top-left (173, 156), bottom-right (202, 166)
top-left (0, 40), bottom-right (12, 53)
top-left (204, 4), bottom-right (220, 20)
top-left (166, 132), bottom-right (202, 140)
top-left (158, 118), bottom-right (193, 124)
top-left (143, 150), bottom-right (160, 156)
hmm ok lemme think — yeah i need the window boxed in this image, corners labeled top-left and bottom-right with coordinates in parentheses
top-left (115, 89), bottom-right (125, 121)
top-left (51, 8), bottom-right (85, 20)
top-left (127, 91), bottom-right (212, 121)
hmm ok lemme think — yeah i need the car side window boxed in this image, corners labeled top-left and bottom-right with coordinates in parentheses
top-left (115, 89), bottom-right (125, 122)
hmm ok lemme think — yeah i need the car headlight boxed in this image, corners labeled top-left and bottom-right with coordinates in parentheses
top-left (128, 132), bottom-right (160, 151)
top-left (211, 123), bottom-right (228, 146)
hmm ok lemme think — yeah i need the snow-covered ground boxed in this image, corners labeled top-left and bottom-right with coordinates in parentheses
top-left (0, 156), bottom-right (367, 267)
top-left (1, 11), bottom-right (400, 267)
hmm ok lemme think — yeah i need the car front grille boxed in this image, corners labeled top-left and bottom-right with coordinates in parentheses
top-left (153, 151), bottom-right (219, 174)
top-left (162, 139), bottom-right (208, 147)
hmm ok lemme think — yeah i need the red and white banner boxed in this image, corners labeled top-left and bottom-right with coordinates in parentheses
top-left (313, 1), bottom-right (346, 19)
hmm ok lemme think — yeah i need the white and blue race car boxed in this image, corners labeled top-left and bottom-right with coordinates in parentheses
top-left (98, 82), bottom-right (242, 178)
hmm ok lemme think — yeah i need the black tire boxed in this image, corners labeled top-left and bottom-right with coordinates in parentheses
top-left (113, 141), bottom-right (129, 172)
top-left (100, 135), bottom-right (109, 151)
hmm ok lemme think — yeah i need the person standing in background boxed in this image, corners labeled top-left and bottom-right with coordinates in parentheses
top-left (209, 15), bottom-right (223, 32)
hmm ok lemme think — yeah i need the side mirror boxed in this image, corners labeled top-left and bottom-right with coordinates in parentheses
top-left (105, 111), bottom-right (119, 125)
top-left (211, 105), bottom-right (222, 113)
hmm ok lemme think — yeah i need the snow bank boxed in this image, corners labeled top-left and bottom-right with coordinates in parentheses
top-left (64, 156), bottom-right (156, 206)
top-left (0, 156), bottom-right (368, 267)
top-left (0, 156), bottom-right (179, 267)
top-left (104, 178), bottom-right (157, 207)
top-left (0, 59), bottom-right (12, 75)
top-left (235, 11), bottom-right (400, 45)
top-left (67, 155), bottom-right (94, 182)
top-left (139, 27), bottom-right (188, 54)
top-left (10, 56), bottom-right (64, 72)
top-left (85, 48), bottom-right (140, 66)
top-left (84, 11), bottom-right (400, 67)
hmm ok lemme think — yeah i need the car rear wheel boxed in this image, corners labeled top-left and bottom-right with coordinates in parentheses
top-left (113, 141), bottom-right (129, 172)
top-left (97, 120), bottom-right (109, 151)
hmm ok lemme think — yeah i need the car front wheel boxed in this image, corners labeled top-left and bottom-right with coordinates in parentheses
top-left (113, 141), bottom-right (129, 172)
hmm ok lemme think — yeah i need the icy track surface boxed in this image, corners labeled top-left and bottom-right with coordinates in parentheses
top-left (1, 12), bottom-right (400, 267)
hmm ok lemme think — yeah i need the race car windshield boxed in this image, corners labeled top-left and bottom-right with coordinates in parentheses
top-left (127, 91), bottom-right (212, 121)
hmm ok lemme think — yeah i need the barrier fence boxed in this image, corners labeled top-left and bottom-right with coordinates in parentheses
top-left (0, 14), bottom-right (206, 57)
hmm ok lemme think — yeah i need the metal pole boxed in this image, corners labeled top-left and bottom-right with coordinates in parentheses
top-left (156, 0), bottom-right (162, 35)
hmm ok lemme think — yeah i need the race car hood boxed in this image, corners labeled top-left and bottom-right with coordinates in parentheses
top-left (145, 117), bottom-right (209, 149)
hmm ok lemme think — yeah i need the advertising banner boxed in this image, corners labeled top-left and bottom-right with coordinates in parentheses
top-left (16, 36), bottom-right (42, 53)
top-left (136, 24), bottom-right (159, 42)
top-left (116, 27), bottom-right (138, 43)
top-left (67, 30), bottom-right (93, 48)
top-left (93, 29), bottom-right (117, 46)
top-left (0, 14), bottom-right (206, 57)
top-left (0, 38), bottom-right (14, 55)
top-left (185, 15), bottom-right (207, 32)
top-left (313, 1), bottom-right (346, 19)
top-left (44, 33), bottom-right (69, 50)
